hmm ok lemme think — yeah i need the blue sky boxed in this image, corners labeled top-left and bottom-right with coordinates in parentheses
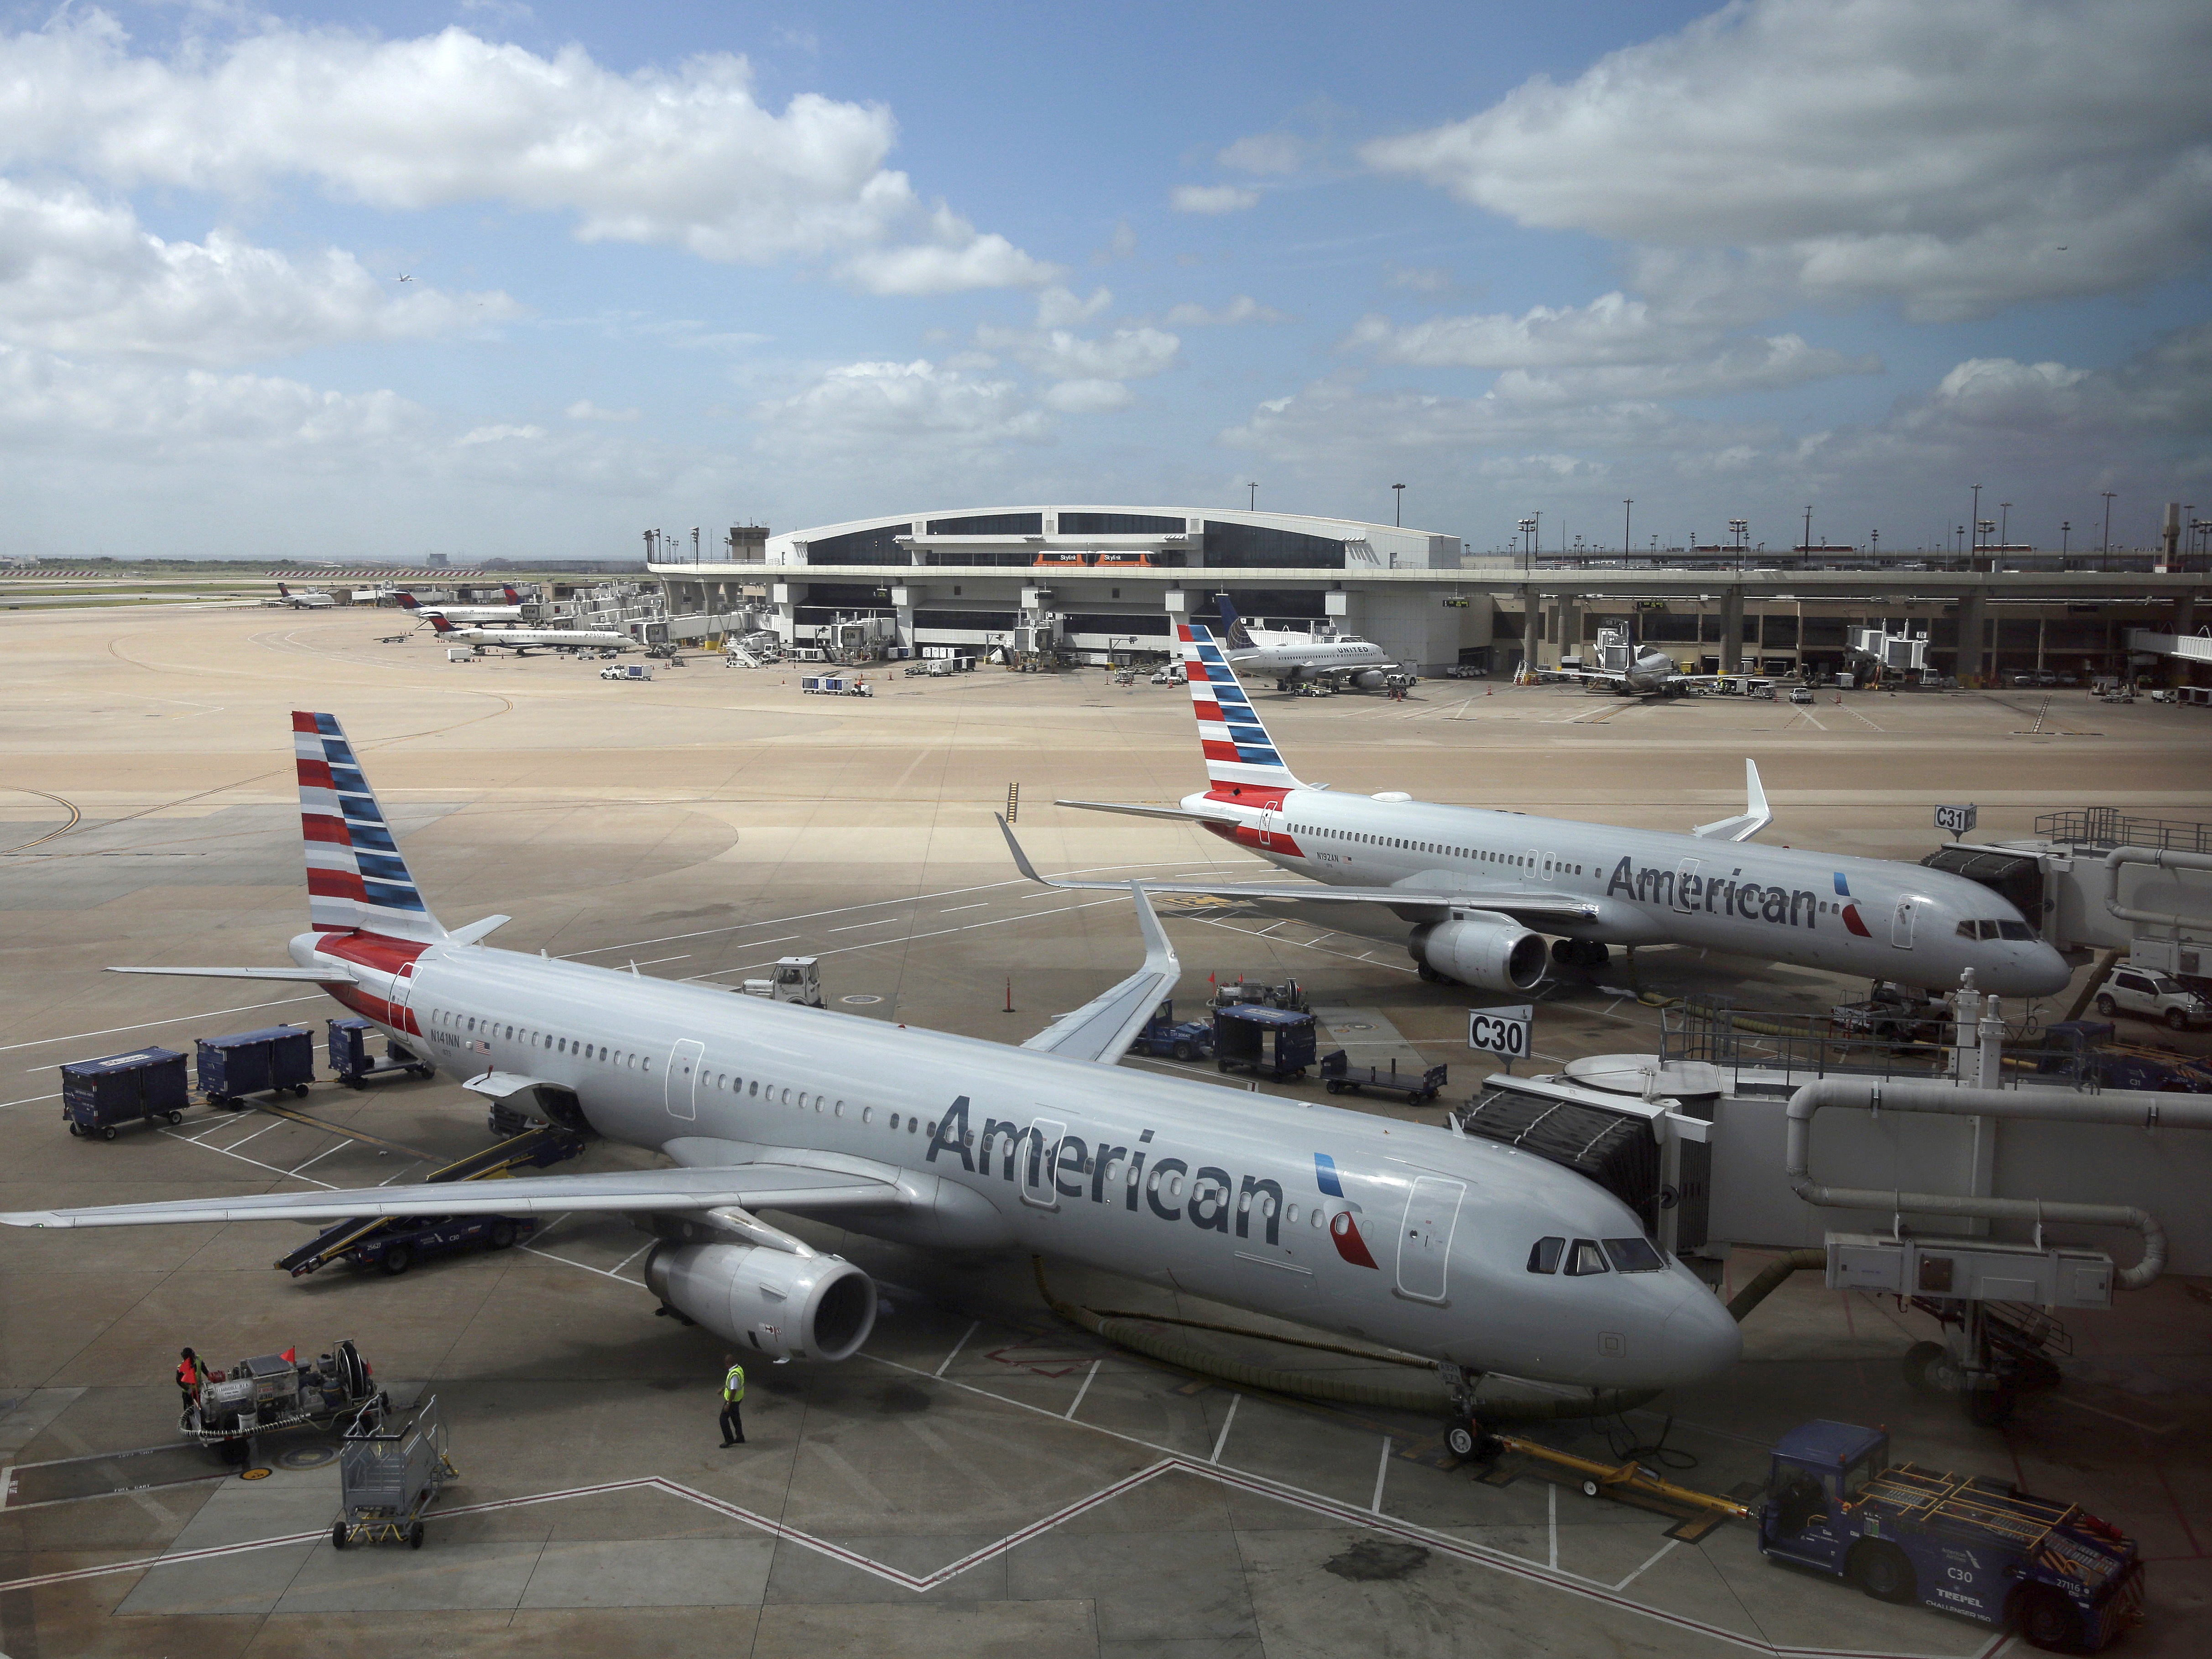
top-left (0, 0), bottom-right (2205, 560)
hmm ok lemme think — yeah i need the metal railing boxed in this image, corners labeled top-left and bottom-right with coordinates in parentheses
top-left (2034, 807), bottom-right (2212, 855)
top-left (1656, 1002), bottom-right (2092, 1091)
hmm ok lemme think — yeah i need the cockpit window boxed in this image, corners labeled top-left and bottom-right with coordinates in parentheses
top-left (1527, 1236), bottom-right (1565, 1274)
top-left (1564, 1238), bottom-right (1609, 1276)
top-left (1602, 1236), bottom-right (1666, 1273)
top-left (1998, 921), bottom-right (2034, 940)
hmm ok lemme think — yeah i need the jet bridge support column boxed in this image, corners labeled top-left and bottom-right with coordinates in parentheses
top-left (1558, 597), bottom-right (1581, 662)
top-left (1955, 586), bottom-right (1988, 684)
top-left (1519, 587), bottom-right (1541, 674)
top-left (1719, 586), bottom-right (1744, 674)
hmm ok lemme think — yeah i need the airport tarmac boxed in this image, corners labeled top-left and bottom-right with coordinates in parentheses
top-left (3, 605), bottom-right (2209, 1657)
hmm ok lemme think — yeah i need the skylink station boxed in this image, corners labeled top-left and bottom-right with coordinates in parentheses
top-left (650, 505), bottom-right (2209, 687)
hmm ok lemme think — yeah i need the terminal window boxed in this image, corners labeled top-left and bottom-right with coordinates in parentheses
top-left (925, 512), bottom-right (1043, 537)
top-left (1059, 512), bottom-right (1186, 536)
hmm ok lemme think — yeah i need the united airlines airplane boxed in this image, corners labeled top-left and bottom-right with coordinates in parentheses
top-left (1039, 623), bottom-right (2069, 998)
top-left (2, 712), bottom-right (1743, 1404)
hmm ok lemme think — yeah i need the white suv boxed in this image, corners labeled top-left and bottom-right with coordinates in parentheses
top-left (2094, 967), bottom-right (2210, 1031)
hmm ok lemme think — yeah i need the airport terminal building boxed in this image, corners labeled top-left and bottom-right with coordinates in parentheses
top-left (650, 502), bottom-right (2205, 684)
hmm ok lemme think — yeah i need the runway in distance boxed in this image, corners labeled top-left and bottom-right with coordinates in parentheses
top-left (1042, 623), bottom-right (2069, 998)
top-left (426, 614), bottom-right (632, 654)
top-left (1214, 594), bottom-right (1399, 689)
top-left (1, 712), bottom-right (1744, 1398)
top-left (267, 583), bottom-right (334, 609)
top-left (399, 588), bottom-right (525, 624)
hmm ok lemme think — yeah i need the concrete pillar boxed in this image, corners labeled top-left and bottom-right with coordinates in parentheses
top-left (1520, 586), bottom-right (1540, 673)
top-left (1720, 586), bottom-right (1744, 673)
top-left (1956, 588), bottom-right (1987, 684)
top-left (1558, 598), bottom-right (1581, 662)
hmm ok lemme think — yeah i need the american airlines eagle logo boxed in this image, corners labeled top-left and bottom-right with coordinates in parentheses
top-left (1314, 1154), bottom-right (1377, 1269)
top-left (1833, 873), bottom-right (1872, 937)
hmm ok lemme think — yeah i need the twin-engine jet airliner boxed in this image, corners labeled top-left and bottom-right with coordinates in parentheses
top-left (399, 588), bottom-right (525, 624)
top-left (1215, 594), bottom-right (1399, 690)
top-left (1549, 626), bottom-right (1769, 699)
top-left (268, 583), bottom-right (334, 609)
top-left (426, 615), bottom-right (632, 654)
top-left (1037, 624), bottom-right (2068, 998)
top-left (1, 712), bottom-right (1743, 1400)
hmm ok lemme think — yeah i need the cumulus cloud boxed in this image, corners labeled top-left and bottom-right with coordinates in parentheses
top-left (1043, 378), bottom-right (1135, 414)
top-left (1217, 132), bottom-right (1304, 175)
top-left (1164, 295), bottom-right (1288, 327)
top-left (1361, 0), bottom-right (2212, 321)
top-left (1491, 335), bottom-right (1882, 404)
top-left (752, 358), bottom-right (1049, 455)
top-left (841, 209), bottom-right (1062, 294)
top-left (457, 422), bottom-right (546, 445)
top-left (1035, 286), bottom-right (1112, 328)
top-left (976, 322), bottom-right (1179, 383)
top-left (1347, 292), bottom-right (1706, 369)
top-left (1171, 184), bottom-right (1260, 215)
top-left (0, 14), bottom-right (1052, 283)
top-left (0, 181), bottom-right (514, 362)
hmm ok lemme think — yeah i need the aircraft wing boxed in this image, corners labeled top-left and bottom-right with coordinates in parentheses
top-left (106, 965), bottom-right (359, 983)
top-left (1017, 878), bottom-right (1181, 1064)
top-left (0, 1163), bottom-right (903, 1230)
top-left (1054, 797), bottom-right (1240, 826)
top-left (996, 815), bottom-right (1596, 924)
top-left (1691, 758), bottom-right (1772, 842)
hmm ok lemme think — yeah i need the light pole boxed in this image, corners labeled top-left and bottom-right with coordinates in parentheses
top-left (1802, 504), bottom-right (1813, 557)
top-left (1247, 482), bottom-right (1257, 511)
top-left (1729, 519), bottom-right (1748, 564)
top-left (1870, 529), bottom-right (1878, 559)
top-left (1970, 484), bottom-right (1982, 565)
top-left (1622, 498), bottom-right (1633, 556)
top-left (2101, 490), bottom-right (2117, 565)
top-left (2061, 520), bottom-right (2070, 558)
top-left (1998, 501), bottom-right (2010, 550)
top-left (1392, 483), bottom-right (1405, 527)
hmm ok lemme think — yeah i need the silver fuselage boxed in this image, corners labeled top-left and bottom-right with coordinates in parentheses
top-left (296, 930), bottom-right (1743, 1391)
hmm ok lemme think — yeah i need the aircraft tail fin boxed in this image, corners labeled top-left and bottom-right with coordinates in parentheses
top-left (502, 586), bottom-right (521, 604)
top-left (1179, 622), bottom-right (1309, 800)
top-left (426, 613), bottom-right (454, 634)
top-left (396, 591), bottom-right (420, 610)
top-left (294, 712), bottom-right (445, 942)
top-left (277, 583), bottom-right (291, 597)
top-left (1213, 592), bottom-right (1256, 649)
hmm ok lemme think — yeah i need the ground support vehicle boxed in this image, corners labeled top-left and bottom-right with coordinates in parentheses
top-left (184, 1339), bottom-right (380, 1464)
top-left (1214, 1004), bottom-right (1317, 1081)
top-left (2094, 965), bottom-right (2211, 1031)
top-left (738, 956), bottom-right (826, 1007)
top-left (280, 1125), bottom-right (584, 1276)
top-left (333, 1394), bottom-right (456, 1551)
top-left (799, 673), bottom-right (872, 696)
top-left (61, 1046), bottom-right (189, 1139)
top-left (600, 663), bottom-right (652, 681)
top-left (2035, 1021), bottom-right (2212, 1093)
top-left (197, 1026), bottom-right (314, 1108)
top-left (1209, 976), bottom-right (1309, 1014)
top-left (1320, 1051), bottom-right (1448, 1104)
top-left (1830, 982), bottom-right (1948, 1047)
top-left (1289, 682), bottom-right (1334, 698)
top-left (1756, 1420), bottom-right (2141, 1651)
top-left (1125, 1000), bottom-right (1215, 1062)
top-left (327, 1018), bottom-right (435, 1089)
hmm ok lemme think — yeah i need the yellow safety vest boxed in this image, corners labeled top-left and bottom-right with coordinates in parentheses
top-left (723, 1364), bottom-right (746, 1403)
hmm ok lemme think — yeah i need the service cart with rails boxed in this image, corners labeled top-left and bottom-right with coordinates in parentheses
top-left (1213, 1004), bottom-right (1317, 1082)
top-left (1319, 1051), bottom-right (1448, 1104)
top-left (327, 1018), bottom-right (435, 1089)
top-left (60, 1046), bottom-right (190, 1139)
top-left (184, 1339), bottom-right (381, 1464)
top-left (1126, 1000), bottom-right (1216, 1062)
top-left (197, 1026), bottom-right (315, 1108)
top-left (333, 1393), bottom-right (457, 1550)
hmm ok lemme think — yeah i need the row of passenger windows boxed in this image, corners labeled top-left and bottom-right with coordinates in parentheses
top-left (1526, 1235), bottom-right (1666, 1275)
top-left (434, 1010), bottom-right (654, 1073)
top-left (1287, 825), bottom-right (1586, 878)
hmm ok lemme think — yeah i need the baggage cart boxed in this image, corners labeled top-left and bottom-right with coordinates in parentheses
top-left (327, 1018), bottom-right (435, 1089)
top-left (1213, 1004), bottom-right (1316, 1081)
top-left (60, 1046), bottom-right (189, 1140)
top-left (1320, 1051), bottom-right (1448, 1103)
top-left (333, 1394), bottom-right (457, 1550)
top-left (197, 1026), bottom-right (315, 1108)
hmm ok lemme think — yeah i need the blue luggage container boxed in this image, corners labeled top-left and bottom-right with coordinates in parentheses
top-left (61, 1047), bottom-right (190, 1140)
top-left (1213, 1004), bottom-right (1317, 1081)
top-left (328, 1019), bottom-right (435, 1089)
top-left (198, 1026), bottom-right (316, 1109)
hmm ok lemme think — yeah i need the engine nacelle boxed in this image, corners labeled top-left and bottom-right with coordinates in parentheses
top-left (646, 1242), bottom-right (877, 1362)
top-left (1350, 668), bottom-right (1388, 690)
top-left (1409, 913), bottom-right (1548, 992)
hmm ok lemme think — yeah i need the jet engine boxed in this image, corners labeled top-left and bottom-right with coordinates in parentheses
top-left (645, 1242), bottom-right (877, 1362)
top-left (1409, 913), bottom-right (1548, 991)
top-left (1350, 668), bottom-right (1388, 690)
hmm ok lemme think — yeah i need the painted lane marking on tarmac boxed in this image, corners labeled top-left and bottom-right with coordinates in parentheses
top-left (0, 996), bottom-right (321, 1054)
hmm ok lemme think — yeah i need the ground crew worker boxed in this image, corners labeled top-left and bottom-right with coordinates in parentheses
top-left (175, 1348), bottom-right (199, 1412)
top-left (718, 1353), bottom-right (746, 1447)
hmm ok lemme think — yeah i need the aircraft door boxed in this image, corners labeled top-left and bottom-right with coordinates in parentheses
top-left (1022, 1117), bottom-right (1066, 1210)
top-left (1673, 858), bottom-right (1700, 913)
top-left (1395, 1176), bottom-right (1466, 1303)
top-left (1257, 805), bottom-right (1279, 849)
top-left (665, 1038), bottom-right (704, 1120)
top-left (1891, 897), bottom-right (1917, 950)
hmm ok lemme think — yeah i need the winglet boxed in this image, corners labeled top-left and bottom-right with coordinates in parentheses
top-left (1693, 759), bottom-right (1772, 842)
top-left (996, 812), bottom-right (1060, 887)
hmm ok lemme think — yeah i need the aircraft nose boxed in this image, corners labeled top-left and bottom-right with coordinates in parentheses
top-left (1658, 1286), bottom-right (1743, 1384)
top-left (1990, 943), bottom-right (2073, 999)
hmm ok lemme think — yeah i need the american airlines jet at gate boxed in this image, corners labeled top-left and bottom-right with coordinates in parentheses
top-left (1034, 624), bottom-right (2068, 999)
top-left (2, 712), bottom-right (1743, 1400)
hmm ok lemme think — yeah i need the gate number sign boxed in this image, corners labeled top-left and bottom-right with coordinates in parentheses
top-left (1467, 1005), bottom-right (1533, 1058)
top-left (1934, 803), bottom-right (1978, 834)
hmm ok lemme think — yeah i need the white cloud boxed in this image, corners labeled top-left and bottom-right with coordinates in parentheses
top-left (1348, 293), bottom-right (1703, 369)
top-left (1170, 184), bottom-right (1260, 215)
top-left (841, 210), bottom-right (1063, 295)
top-left (1164, 295), bottom-right (1288, 327)
top-left (975, 322), bottom-right (1179, 383)
top-left (565, 399), bottom-right (640, 421)
top-left (1218, 132), bottom-right (1303, 175)
top-left (1490, 335), bottom-right (1882, 404)
top-left (1043, 378), bottom-right (1134, 414)
top-left (0, 181), bottom-right (514, 363)
top-left (458, 423), bottom-right (547, 445)
top-left (1361, 0), bottom-right (2212, 321)
top-left (0, 14), bottom-right (1052, 283)
top-left (1035, 286), bottom-right (1112, 328)
top-left (753, 359), bottom-right (1049, 455)
top-left (1385, 264), bottom-right (1456, 294)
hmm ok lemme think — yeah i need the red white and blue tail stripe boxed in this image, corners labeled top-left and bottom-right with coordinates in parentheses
top-left (295, 711), bottom-right (444, 942)
top-left (1180, 622), bottom-right (1308, 803)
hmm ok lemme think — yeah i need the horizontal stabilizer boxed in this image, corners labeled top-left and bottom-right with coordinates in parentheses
top-left (1692, 758), bottom-right (1772, 843)
top-left (0, 1163), bottom-right (905, 1230)
top-left (105, 965), bottom-right (357, 983)
top-left (445, 914), bottom-right (511, 947)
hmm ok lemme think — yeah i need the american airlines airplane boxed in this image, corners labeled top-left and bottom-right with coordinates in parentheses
top-left (1215, 595), bottom-right (1399, 690)
top-left (1, 711), bottom-right (1744, 1404)
top-left (399, 588), bottom-right (525, 624)
top-left (1040, 623), bottom-right (2069, 998)
top-left (427, 615), bottom-right (632, 655)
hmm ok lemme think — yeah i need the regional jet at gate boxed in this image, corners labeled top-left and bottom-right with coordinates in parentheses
top-left (1, 712), bottom-right (1743, 1403)
top-left (268, 583), bottom-right (334, 609)
top-left (1036, 623), bottom-right (2068, 998)
top-left (1215, 594), bottom-right (1399, 690)
top-left (398, 588), bottom-right (525, 624)
top-left (426, 615), bottom-right (631, 654)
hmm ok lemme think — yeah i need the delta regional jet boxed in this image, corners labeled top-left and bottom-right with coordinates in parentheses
top-left (399, 588), bottom-right (526, 624)
top-left (2, 712), bottom-right (1744, 1403)
top-left (1035, 624), bottom-right (2068, 999)
top-left (427, 614), bottom-right (632, 654)
top-left (268, 583), bottom-right (334, 609)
